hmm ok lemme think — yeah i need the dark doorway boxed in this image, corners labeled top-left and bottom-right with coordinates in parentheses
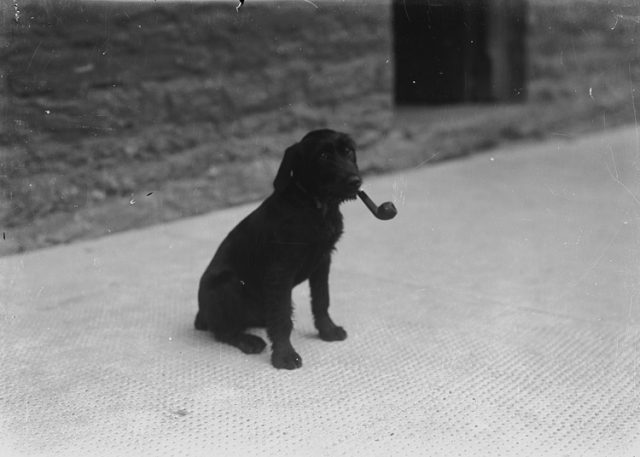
top-left (393, 0), bottom-right (527, 105)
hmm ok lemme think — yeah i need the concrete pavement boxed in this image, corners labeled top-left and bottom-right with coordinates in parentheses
top-left (1, 126), bottom-right (640, 456)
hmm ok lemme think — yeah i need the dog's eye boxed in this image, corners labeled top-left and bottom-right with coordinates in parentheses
top-left (319, 151), bottom-right (330, 160)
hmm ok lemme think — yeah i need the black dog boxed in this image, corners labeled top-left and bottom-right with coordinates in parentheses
top-left (196, 129), bottom-right (361, 369)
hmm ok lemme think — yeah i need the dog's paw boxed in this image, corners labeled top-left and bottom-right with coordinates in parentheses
top-left (319, 324), bottom-right (347, 342)
top-left (271, 348), bottom-right (303, 370)
top-left (317, 317), bottom-right (348, 341)
top-left (236, 334), bottom-right (267, 354)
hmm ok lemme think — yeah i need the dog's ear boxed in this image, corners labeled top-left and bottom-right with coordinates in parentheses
top-left (273, 143), bottom-right (301, 193)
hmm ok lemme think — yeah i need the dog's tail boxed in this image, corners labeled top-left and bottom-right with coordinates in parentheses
top-left (194, 311), bottom-right (208, 331)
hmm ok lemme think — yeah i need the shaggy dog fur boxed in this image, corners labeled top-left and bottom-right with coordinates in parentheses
top-left (195, 129), bottom-right (361, 369)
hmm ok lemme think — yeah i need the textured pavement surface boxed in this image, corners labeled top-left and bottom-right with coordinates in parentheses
top-left (1, 126), bottom-right (640, 456)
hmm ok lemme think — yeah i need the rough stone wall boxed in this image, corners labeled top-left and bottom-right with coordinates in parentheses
top-left (0, 1), bottom-right (392, 238)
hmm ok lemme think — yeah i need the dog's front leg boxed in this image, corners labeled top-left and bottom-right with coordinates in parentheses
top-left (309, 255), bottom-right (347, 342)
top-left (264, 267), bottom-right (302, 370)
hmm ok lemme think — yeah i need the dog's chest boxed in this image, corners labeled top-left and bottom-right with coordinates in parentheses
top-left (293, 213), bottom-right (342, 280)
top-left (294, 243), bottom-right (333, 284)
top-left (310, 211), bottom-right (343, 247)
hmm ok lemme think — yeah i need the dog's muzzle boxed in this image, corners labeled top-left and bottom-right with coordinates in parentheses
top-left (346, 175), bottom-right (363, 193)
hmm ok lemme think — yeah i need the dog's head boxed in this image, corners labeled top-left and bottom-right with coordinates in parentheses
top-left (273, 129), bottom-right (362, 201)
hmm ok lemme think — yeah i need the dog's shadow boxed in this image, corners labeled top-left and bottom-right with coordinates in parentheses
top-left (180, 321), bottom-right (327, 347)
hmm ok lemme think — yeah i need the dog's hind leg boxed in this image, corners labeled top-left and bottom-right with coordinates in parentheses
top-left (197, 271), bottom-right (267, 354)
top-left (215, 332), bottom-right (267, 354)
top-left (194, 311), bottom-right (208, 331)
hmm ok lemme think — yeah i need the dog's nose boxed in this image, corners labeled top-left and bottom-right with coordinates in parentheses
top-left (347, 176), bottom-right (362, 189)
